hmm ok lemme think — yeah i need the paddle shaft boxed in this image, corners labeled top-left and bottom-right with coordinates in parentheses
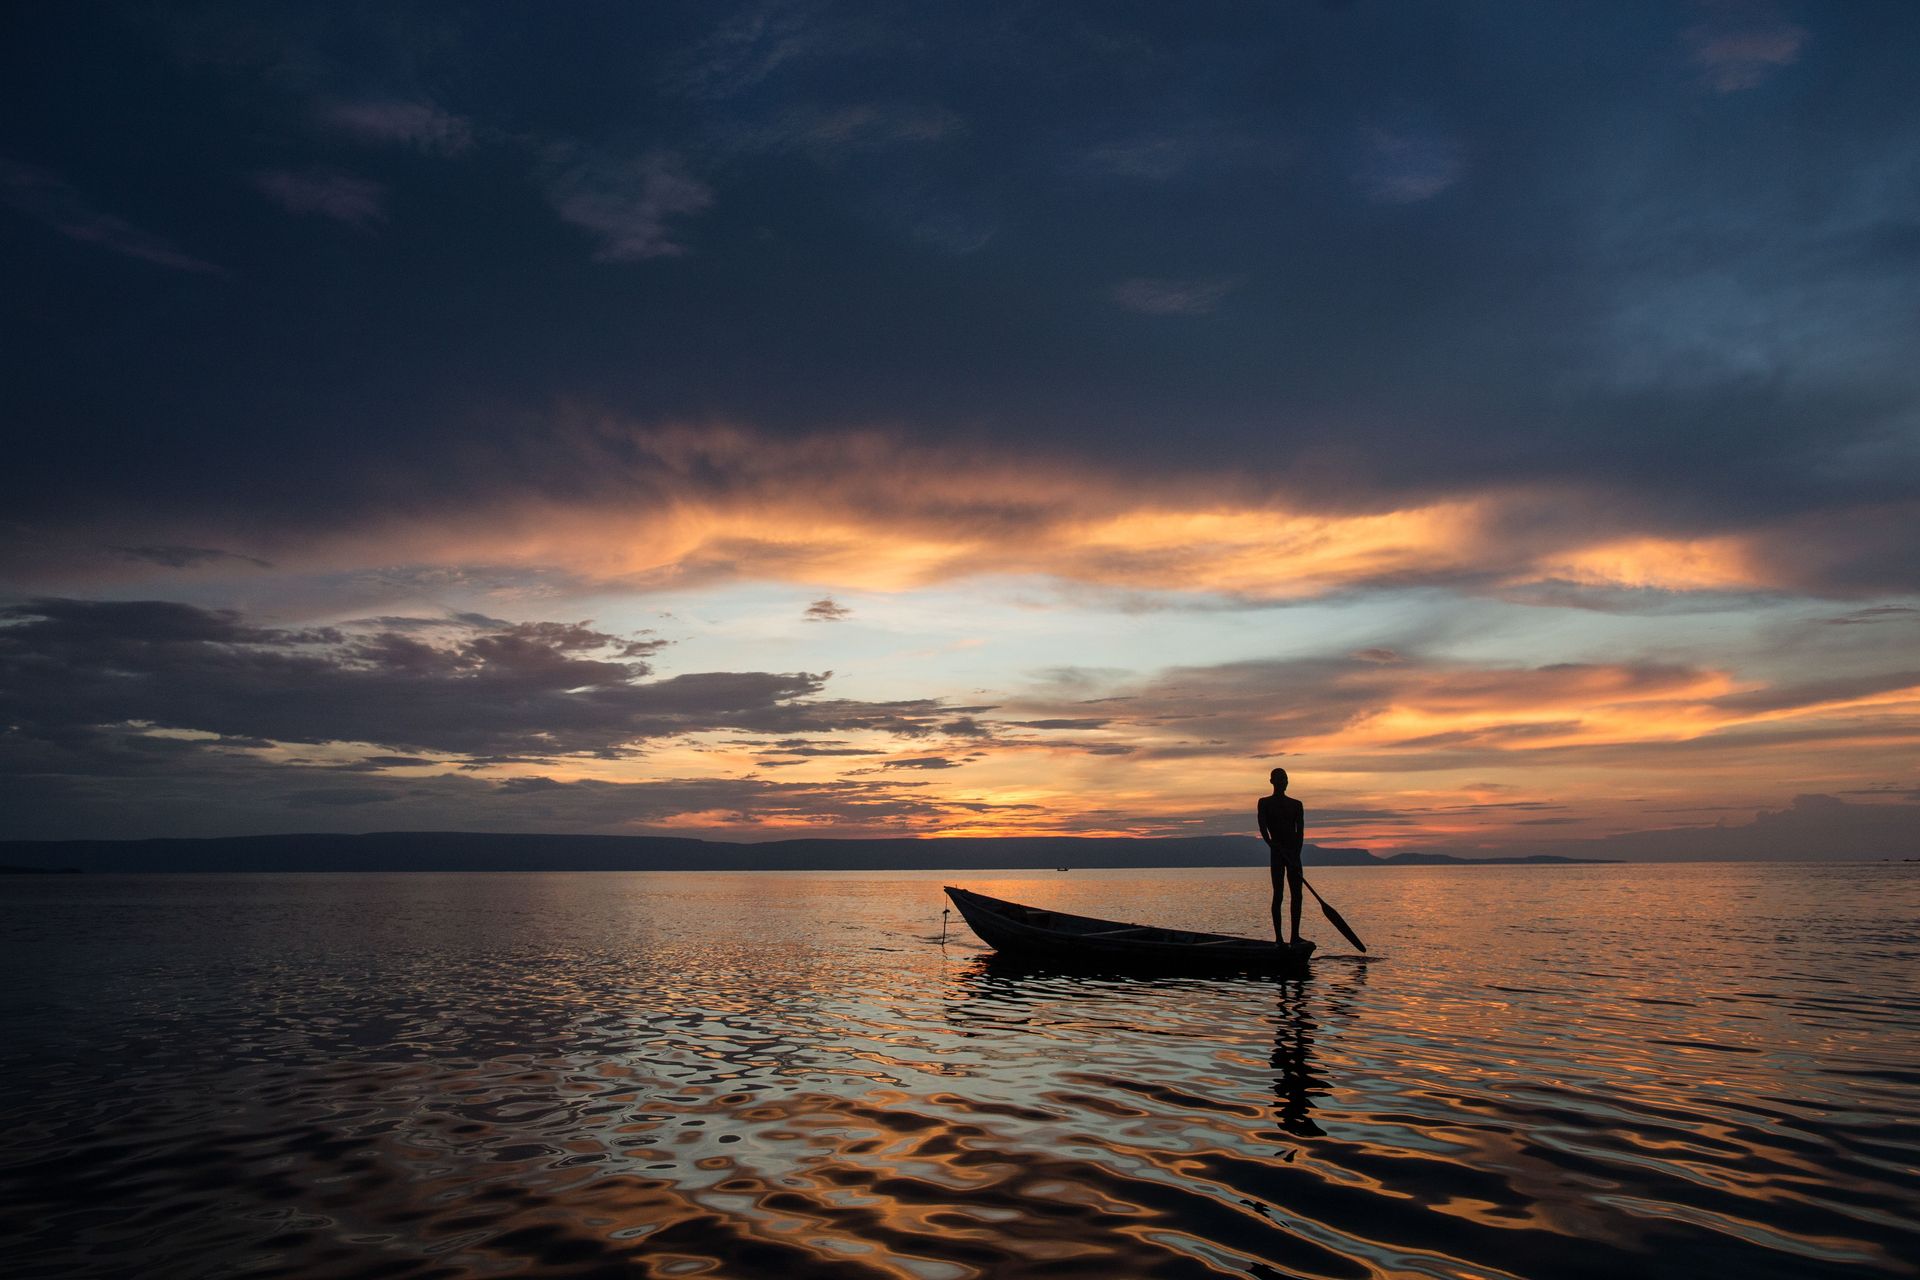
top-left (1300, 877), bottom-right (1367, 953)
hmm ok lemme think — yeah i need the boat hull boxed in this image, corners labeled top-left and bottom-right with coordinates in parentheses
top-left (945, 886), bottom-right (1313, 973)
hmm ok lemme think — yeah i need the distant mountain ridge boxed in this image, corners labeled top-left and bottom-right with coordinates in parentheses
top-left (0, 832), bottom-right (1612, 873)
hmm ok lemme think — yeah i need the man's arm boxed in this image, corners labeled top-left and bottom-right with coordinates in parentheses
top-left (1292, 801), bottom-right (1305, 845)
top-left (1256, 801), bottom-right (1272, 845)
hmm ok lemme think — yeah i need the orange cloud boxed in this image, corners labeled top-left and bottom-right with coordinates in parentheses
top-left (1524, 535), bottom-right (1763, 591)
top-left (948, 652), bottom-right (1920, 846)
top-left (18, 423), bottom-right (1904, 603)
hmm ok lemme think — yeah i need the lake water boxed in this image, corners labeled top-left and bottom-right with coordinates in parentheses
top-left (2, 863), bottom-right (1916, 1279)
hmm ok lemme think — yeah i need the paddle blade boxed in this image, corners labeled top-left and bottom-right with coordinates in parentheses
top-left (1305, 881), bottom-right (1367, 953)
top-left (1319, 900), bottom-right (1367, 953)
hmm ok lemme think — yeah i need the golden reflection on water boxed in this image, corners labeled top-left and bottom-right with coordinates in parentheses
top-left (0, 864), bottom-right (1916, 1279)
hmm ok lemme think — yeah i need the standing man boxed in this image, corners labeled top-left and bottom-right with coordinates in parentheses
top-left (1257, 767), bottom-right (1305, 945)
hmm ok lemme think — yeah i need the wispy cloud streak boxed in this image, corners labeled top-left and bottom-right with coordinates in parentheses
top-left (253, 168), bottom-right (387, 228)
top-left (542, 151), bottom-right (714, 261)
top-left (1685, 7), bottom-right (1808, 92)
top-left (1, 158), bottom-right (220, 273)
top-left (1109, 277), bottom-right (1240, 315)
top-left (318, 98), bottom-right (474, 153)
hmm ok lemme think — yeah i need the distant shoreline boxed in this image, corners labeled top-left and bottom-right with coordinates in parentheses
top-left (0, 832), bottom-right (1619, 874)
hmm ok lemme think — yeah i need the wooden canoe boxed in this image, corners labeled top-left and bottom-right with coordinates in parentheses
top-left (945, 886), bottom-right (1314, 972)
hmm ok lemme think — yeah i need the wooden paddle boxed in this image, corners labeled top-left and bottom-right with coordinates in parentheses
top-left (1301, 879), bottom-right (1367, 953)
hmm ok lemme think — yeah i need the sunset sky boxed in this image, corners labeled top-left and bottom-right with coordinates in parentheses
top-left (3, 2), bottom-right (1916, 856)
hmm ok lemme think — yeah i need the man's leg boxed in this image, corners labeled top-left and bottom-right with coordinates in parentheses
top-left (1286, 859), bottom-right (1304, 944)
top-left (1270, 859), bottom-right (1287, 944)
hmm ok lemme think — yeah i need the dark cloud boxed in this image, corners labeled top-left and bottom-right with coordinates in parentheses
top-left (0, 598), bottom-right (957, 765)
top-left (285, 786), bottom-right (402, 808)
top-left (495, 776), bottom-right (568, 793)
top-left (803, 597), bottom-right (851, 621)
top-left (4, 1), bottom-right (1916, 564)
top-left (1824, 606), bottom-right (1918, 626)
top-left (0, 733), bottom-right (1030, 840)
top-left (472, 620), bottom-right (667, 659)
top-left (1348, 648), bottom-right (1403, 664)
top-left (1490, 582), bottom-right (1766, 615)
top-left (339, 613), bottom-right (514, 633)
top-left (746, 739), bottom-right (881, 757)
top-left (105, 544), bottom-right (274, 570)
top-left (1032, 655), bottom-right (1388, 747)
top-left (1710, 669), bottom-right (1920, 716)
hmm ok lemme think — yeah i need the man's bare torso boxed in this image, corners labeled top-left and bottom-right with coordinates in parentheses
top-left (1258, 794), bottom-right (1304, 860)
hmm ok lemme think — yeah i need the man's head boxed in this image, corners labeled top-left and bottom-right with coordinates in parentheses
top-left (1270, 767), bottom-right (1288, 791)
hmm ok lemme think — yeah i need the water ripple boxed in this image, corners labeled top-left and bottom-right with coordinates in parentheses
top-left (2, 864), bottom-right (1916, 1279)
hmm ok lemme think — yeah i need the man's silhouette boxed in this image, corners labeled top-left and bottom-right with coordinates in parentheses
top-left (1257, 767), bottom-right (1305, 945)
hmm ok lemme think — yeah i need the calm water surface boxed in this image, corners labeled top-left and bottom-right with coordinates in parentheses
top-left (2, 864), bottom-right (1916, 1279)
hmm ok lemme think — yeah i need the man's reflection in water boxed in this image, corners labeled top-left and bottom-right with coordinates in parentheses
top-left (1271, 960), bottom-right (1364, 1143)
top-left (1271, 977), bottom-right (1326, 1138)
